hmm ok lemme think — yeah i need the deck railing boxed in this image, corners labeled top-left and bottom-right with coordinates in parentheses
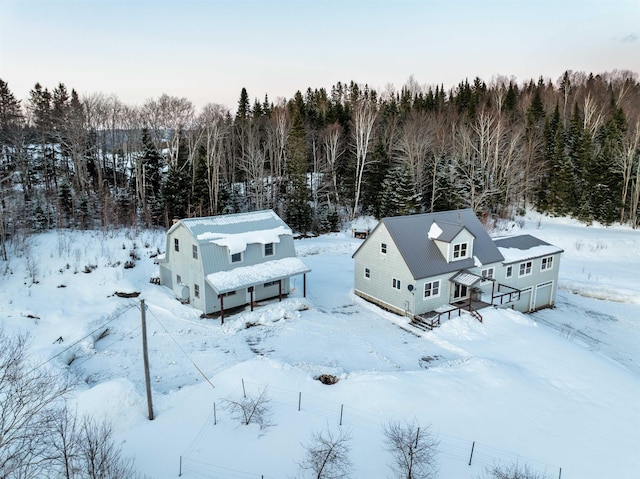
top-left (492, 283), bottom-right (521, 305)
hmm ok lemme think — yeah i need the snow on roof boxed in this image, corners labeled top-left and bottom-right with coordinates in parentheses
top-left (186, 210), bottom-right (278, 228)
top-left (494, 234), bottom-right (563, 264)
top-left (450, 270), bottom-right (483, 286)
top-left (427, 222), bottom-right (443, 240)
top-left (206, 257), bottom-right (311, 294)
top-left (198, 226), bottom-right (292, 255)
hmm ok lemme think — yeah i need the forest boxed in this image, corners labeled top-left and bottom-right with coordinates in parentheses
top-left (0, 70), bottom-right (639, 258)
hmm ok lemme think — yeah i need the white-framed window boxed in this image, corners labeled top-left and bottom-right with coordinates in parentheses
top-left (453, 242), bottom-right (469, 259)
top-left (264, 243), bottom-right (274, 256)
top-left (481, 267), bottom-right (494, 282)
top-left (231, 252), bottom-right (242, 263)
top-left (364, 267), bottom-right (371, 279)
top-left (176, 274), bottom-right (182, 284)
top-left (221, 290), bottom-right (236, 297)
top-left (505, 265), bottom-right (513, 278)
top-left (381, 243), bottom-right (387, 254)
top-left (264, 280), bottom-right (279, 287)
top-left (519, 261), bottom-right (533, 277)
top-left (392, 278), bottom-right (401, 290)
top-left (174, 238), bottom-right (179, 252)
top-left (192, 244), bottom-right (198, 260)
top-left (424, 280), bottom-right (440, 298)
top-left (541, 256), bottom-right (553, 271)
top-left (194, 284), bottom-right (200, 298)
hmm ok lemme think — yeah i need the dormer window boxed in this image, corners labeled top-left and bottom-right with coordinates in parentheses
top-left (231, 252), bottom-right (242, 263)
top-left (453, 242), bottom-right (469, 259)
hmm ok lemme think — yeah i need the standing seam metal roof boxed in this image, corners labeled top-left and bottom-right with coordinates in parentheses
top-left (364, 209), bottom-right (504, 280)
top-left (170, 210), bottom-right (290, 243)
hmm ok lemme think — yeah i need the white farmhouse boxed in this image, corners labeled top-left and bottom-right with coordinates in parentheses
top-left (158, 210), bottom-right (310, 320)
top-left (352, 209), bottom-right (563, 328)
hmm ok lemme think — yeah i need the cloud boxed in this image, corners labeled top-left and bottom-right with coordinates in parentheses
top-left (621, 33), bottom-right (638, 42)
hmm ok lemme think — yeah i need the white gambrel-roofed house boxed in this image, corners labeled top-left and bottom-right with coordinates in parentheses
top-left (352, 209), bottom-right (563, 328)
top-left (158, 210), bottom-right (310, 320)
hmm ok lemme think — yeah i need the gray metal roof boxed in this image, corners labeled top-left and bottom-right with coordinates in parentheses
top-left (169, 210), bottom-right (290, 244)
top-left (433, 221), bottom-right (472, 242)
top-left (493, 234), bottom-right (555, 250)
top-left (361, 209), bottom-right (504, 280)
top-left (493, 234), bottom-right (564, 264)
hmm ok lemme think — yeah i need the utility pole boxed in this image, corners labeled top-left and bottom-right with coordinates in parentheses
top-left (140, 299), bottom-right (154, 420)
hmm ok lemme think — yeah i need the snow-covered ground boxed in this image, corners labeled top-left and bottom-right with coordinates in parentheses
top-left (1, 212), bottom-right (638, 479)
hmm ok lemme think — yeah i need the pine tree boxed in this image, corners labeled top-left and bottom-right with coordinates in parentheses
top-left (379, 163), bottom-right (421, 218)
top-left (284, 110), bottom-right (311, 233)
top-left (161, 137), bottom-right (191, 224)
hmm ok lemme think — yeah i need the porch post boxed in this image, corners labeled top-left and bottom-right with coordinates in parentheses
top-left (278, 280), bottom-right (282, 301)
top-left (491, 280), bottom-right (495, 304)
top-left (303, 273), bottom-right (307, 298)
top-left (249, 286), bottom-right (254, 311)
top-left (219, 295), bottom-right (224, 324)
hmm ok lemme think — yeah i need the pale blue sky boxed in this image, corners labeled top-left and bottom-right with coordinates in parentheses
top-left (1, 0), bottom-right (638, 111)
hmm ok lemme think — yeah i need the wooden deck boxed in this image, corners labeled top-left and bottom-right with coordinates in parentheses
top-left (411, 298), bottom-right (491, 331)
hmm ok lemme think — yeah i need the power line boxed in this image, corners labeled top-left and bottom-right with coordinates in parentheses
top-left (28, 303), bottom-right (138, 374)
top-left (146, 304), bottom-right (216, 390)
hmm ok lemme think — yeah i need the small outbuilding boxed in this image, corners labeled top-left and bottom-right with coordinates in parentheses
top-left (158, 210), bottom-right (310, 319)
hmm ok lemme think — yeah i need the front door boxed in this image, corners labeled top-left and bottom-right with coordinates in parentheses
top-left (453, 283), bottom-right (468, 301)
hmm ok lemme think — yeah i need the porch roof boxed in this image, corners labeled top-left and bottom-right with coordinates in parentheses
top-left (450, 270), bottom-right (483, 287)
top-left (205, 257), bottom-right (310, 294)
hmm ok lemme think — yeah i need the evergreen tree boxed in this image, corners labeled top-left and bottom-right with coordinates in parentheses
top-left (161, 136), bottom-right (191, 224)
top-left (284, 110), bottom-right (311, 233)
top-left (139, 128), bottom-right (163, 225)
top-left (378, 163), bottom-right (421, 218)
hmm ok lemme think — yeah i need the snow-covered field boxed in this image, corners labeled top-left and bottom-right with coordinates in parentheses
top-left (1, 211), bottom-right (638, 479)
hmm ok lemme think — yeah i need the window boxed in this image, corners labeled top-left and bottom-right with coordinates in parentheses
top-left (453, 242), bottom-right (468, 259)
top-left (221, 290), bottom-right (236, 297)
top-left (264, 242), bottom-right (274, 256)
top-left (192, 244), bottom-right (198, 260)
top-left (541, 256), bottom-right (553, 271)
top-left (264, 280), bottom-right (279, 287)
top-left (364, 267), bottom-right (371, 279)
top-left (381, 243), bottom-right (387, 254)
top-left (453, 283), bottom-right (468, 299)
top-left (194, 284), bottom-right (200, 298)
top-left (505, 265), bottom-right (513, 278)
top-left (392, 278), bottom-right (401, 290)
top-left (424, 280), bottom-right (440, 298)
top-left (176, 274), bottom-right (182, 284)
top-left (481, 267), bottom-right (494, 282)
top-left (519, 261), bottom-right (533, 277)
top-left (231, 252), bottom-right (242, 263)
top-left (174, 238), bottom-right (179, 252)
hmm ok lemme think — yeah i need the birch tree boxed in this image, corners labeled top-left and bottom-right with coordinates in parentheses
top-left (351, 99), bottom-right (377, 219)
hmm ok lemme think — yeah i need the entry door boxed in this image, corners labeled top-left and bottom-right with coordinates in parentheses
top-left (453, 283), bottom-right (468, 300)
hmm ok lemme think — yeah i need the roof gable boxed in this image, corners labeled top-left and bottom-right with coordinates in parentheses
top-left (356, 209), bottom-right (503, 280)
top-left (170, 210), bottom-right (292, 254)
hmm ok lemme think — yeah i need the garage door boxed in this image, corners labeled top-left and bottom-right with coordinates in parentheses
top-left (534, 281), bottom-right (553, 310)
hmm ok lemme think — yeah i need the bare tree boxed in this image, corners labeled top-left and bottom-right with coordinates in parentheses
top-left (222, 387), bottom-right (273, 430)
top-left (383, 419), bottom-right (439, 479)
top-left (320, 122), bottom-right (345, 207)
top-left (299, 426), bottom-right (352, 479)
top-left (351, 99), bottom-right (377, 219)
top-left (0, 330), bottom-right (72, 478)
top-left (78, 415), bottom-right (138, 479)
top-left (394, 110), bottom-right (431, 204)
top-left (479, 462), bottom-right (553, 479)
top-left (197, 104), bottom-right (229, 215)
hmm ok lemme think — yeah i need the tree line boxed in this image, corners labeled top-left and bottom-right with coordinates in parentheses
top-left (0, 70), bottom-right (638, 252)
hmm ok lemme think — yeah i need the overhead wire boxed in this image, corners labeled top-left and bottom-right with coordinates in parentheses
top-left (145, 303), bottom-right (216, 389)
top-left (28, 302), bottom-right (138, 374)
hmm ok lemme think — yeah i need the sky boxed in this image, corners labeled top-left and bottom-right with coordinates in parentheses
top-left (1, 0), bottom-right (639, 112)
